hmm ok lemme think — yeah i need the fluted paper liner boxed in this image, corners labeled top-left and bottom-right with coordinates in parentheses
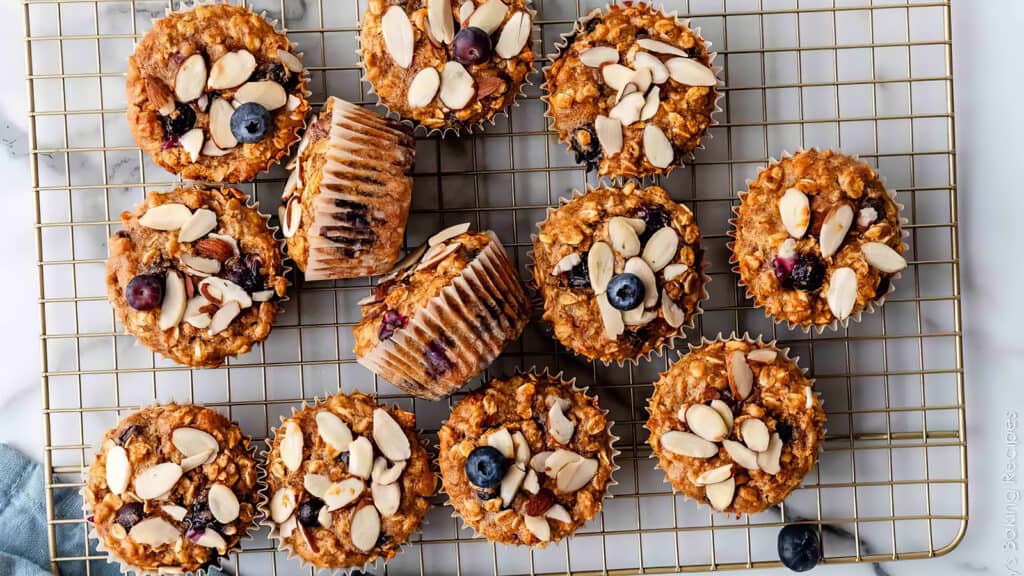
top-left (727, 148), bottom-right (911, 333)
top-left (358, 232), bottom-right (530, 399)
top-left (81, 401), bottom-right (267, 576)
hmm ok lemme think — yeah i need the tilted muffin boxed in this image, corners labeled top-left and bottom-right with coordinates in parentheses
top-left (359, 0), bottom-right (534, 133)
top-left (731, 149), bottom-right (908, 329)
top-left (262, 393), bottom-right (435, 570)
top-left (106, 187), bottom-right (288, 367)
top-left (646, 337), bottom-right (825, 515)
top-left (282, 97), bottom-right (416, 280)
top-left (438, 370), bottom-right (617, 546)
top-left (127, 4), bottom-right (309, 182)
top-left (83, 404), bottom-right (261, 574)
top-left (544, 3), bottom-right (718, 179)
top-left (354, 224), bottom-right (530, 399)
top-left (531, 183), bottom-right (705, 364)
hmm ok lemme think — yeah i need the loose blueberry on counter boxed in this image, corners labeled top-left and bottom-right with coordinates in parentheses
top-left (162, 102), bottom-right (196, 138)
top-left (465, 446), bottom-right (509, 489)
top-left (125, 274), bottom-right (164, 311)
top-left (297, 497), bottom-right (325, 527)
top-left (606, 273), bottom-right (645, 311)
top-left (778, 523), bottom-right (821, 572)
top-left (789, 254), bottom-right (825, 292)
top-left (230, 102), bottom-right (272, 144)
top-left (115, 502), bottom-right (145, 531)
top-left (570, 124), bottom-right (600, 167)
top-left (453, 27), bottom-right (492, 65)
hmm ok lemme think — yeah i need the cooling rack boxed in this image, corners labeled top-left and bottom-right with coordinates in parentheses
top-left (25, 0), bottom-right (965, 573)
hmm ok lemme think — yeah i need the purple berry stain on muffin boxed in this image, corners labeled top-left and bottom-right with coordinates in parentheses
top-left (377, 309), bottom-right (409, 341)
top-left (425, 338), bottom-right (453, 377)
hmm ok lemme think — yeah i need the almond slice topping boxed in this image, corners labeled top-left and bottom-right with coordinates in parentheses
top-left (458, 1), bottom-right (475, 24)
top-left (324, 478), bottom-right (364, 510)
top-left (746, 348), bottom-right (778, 363)
top-left (280, 421), bottom-right (304, 473)
top-left (234, 81), bottom-right (287, 111)
top-left (350, 505), bottom-right (381, 552)
top-left (209, 97), bottom-right (238, 149)
top-left (609, 92), bottom-right (645, 126)
top-left (723, 439), bottom-right (760, 470)
top-left (177, 208), bottom-right (217, 243)
top-left (348, 436), bottom-right (374, 478)
top-left (208, 483), bottom-right (239, 524)
top-left (105, 446), bottom-right (130, 495)
top-left (633, 51), bottom-right (669, 83)
top-left (686, 404), bottom-right (728, 442)
top-left (282, 195), bottom-right (302, 239)
top-left (372, 480), bottom-right (401, 517)
top-left (277, 48), bottom-right (304, 73)
top-left (316, 410), bottom-right (353, 454)
top-left (495, 12), bottom-right (531, 59)
top-left (207, 50), bottom-right (256, 90)
top-left (624, 257), bottom-right (658, 308)
top-left (172, 427), bottom-right (218, 459)
top-left (551, 252), bottom-right (581, 275)
top-left (201, 140), bottom-right (231, 157)
top-left (637, 38), bottom-right (690, 58)
top-left (608, 217), bottom-right (641, 257)
top-left (587, 241), bottom-right (614, 294)
top-left (819, 203), bottom-right (854, 258)
top-left (757, 432), bottom-right (784, 475)
top-left (727, 350), bottom-right (754, 400)
top-left (373, 408), bottom-right (411, 461)
top-left (129, 517), bottom-right (180, 547)
top-left (499, 461), bottom-right (526, 504)
top-left (706, 477), bottom-right (735, 511)
top-left (371, 456), bottom-right (406, 485)
top-left (642, 124), bottom-right (674, 169)
top-left (596, 292), bottom-right (624, 340)
top-left (140, 203), bottom-right (191, 231)
top-left (303, 474), bottom-right (332, 498)
top-left (660, 430), bottom-right (718, 458)
top-left (198, 276), bottom-right (252, 308)
top-left (642, 226), bottom-right (679, 272)
top-left (779, 188), bottom-right (810, 239)
top-left (207, 301), bottom-right (241, 336)
top-left (594, 114), bottom-right (623, 156)
top-left (524, 514), bottom-right (551, 541)
top-left (134, 462), bottom-right (183, 500)
top-left (545, 504), bottom-right (572, 523)
top-left (739, 418), bottom-right (770, 452)
top-left (580, 46), bottom-right (619, 67)
top-left (640, 86), bottom-right (661, 121)
top-left (180, 448), bottom-right (214, 471)
top-left (271, 488), bottom-right (297, 523)
top-left (195, 528), bottom-right (227, 551)
top-left (826, 267), bottom-right (858, 320)
top-left (159, 271), bottom-right (186, 331)
top-left (427, 0), bottom-right (455, 45)
top-left (487, 428), bottom-right (514, 459)
top-left (547, 402), bottom-right (575, 444)
top-left (440, 61), bottom-right (475, 110)
top-left (861, 242), bottom-right (908, 273)
top-left (174, 53), bottom-right (206, 102)
top-left (695, 464), bottom-right (733, 486)
top-left (543, 449), bottom-right (583, 478)
top-left (663, 263), bottom-right (688, 281)
top-left (408, 67), bottom-right (441, 108)
top-left (555, 457), bottom-right (598, 493)
top-left (601, 64), bottom-right (634, 91)
top-left (179, 128), bottom-right (203, 163)
top-left (709, 399), bottom-right (734, 432)
top-left (382, 6), bottom-right (414, 68)
top-left (467, 0), bottom-right (508, 34)
top-left (661, 289), bottom-right (687, 328)
top-left (666, 57), bottom-right (717, 86)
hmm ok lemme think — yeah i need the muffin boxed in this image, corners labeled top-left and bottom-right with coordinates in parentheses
top-left (531, 183), bottom-right (705, 364)
top-left (106, 187), bottom-right (288, 367)
top-left (282, 96), bottom-right (416, 280)
top-left (262, 393), bottom-right (435, 570)
top-left (354, 224), bottom-right (530, 399)
top-left (83, 404), bottom-right (261, 574)
top-left (646, 337), bottom-right (825, 515)
top-left (438, 370), bottom-right (617, 546)
top-left (359, 0), bottom-right (535, 133)
top-left (730, 149), bottom-right (908, 329)
top-left (127, 4), bottom-right (309, 182)
top-left (543, 2), bottom-right (719, 179)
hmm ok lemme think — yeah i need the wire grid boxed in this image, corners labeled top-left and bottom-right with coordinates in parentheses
top-left (25, 0), bottom-right (966, 573)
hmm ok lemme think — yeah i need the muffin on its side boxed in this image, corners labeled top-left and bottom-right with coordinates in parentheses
top-left (105, 187), bottom-right (288, 367)
top-left (354, 224), bottom-right (530, 399)
top-left (83, 404), bottom-right (261, 574)
top-left (646, 337), bottom-right (825, 515)
top-left (438, 371), bottom-right (617, 546)
top-left (262, 393), bottom-right (435, 570)
top-left (281, 97), bottom-right (416, 280)
top-left (731, 149), bottom-right (907, 329)
top-left (126, 4), bottom-right (309, 182)
top-left (532, 183), bottom-right (705, 364)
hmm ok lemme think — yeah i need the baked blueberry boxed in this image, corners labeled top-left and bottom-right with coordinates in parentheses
top-left (378, 309), bottom-right (409, 341)
top-left (222, 255), bottom-right (263, 293)
top-left (569, 124), bottom-right (600, 166)
top-left (115, 502), bottom-right (145, 531)
top-left (185, 497), bottom-right (216, 536)
top-left (789, 254), bottom-right (825, 292)
top-left (634, 205), bottom-right (671, 244)
top-left (465, 446), bottom-right (508, 489)
top-left (230, 102), bottom-right (272, 144)
top-left (297, 498), bottom-right (325, 527)
top-left (566, 258), bottom-right (590, 289)
top-left (453, 27), bottom-right (492, 65)
top-left (125, 273), bottom-right (164, 311)
top-left (162, 102), bottom-right (196, 138)
top-left (778, 523), bottom-right (821, 572)
top-left (772, 255), bottom-right (797, 288)
top-left (606, 273), bottom-right (644, 311)
top-left (266, 63), bottom-right (299, 91)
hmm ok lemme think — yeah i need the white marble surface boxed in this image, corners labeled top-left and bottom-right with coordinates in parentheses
top-left (1, 0), bottom-right (1021, 575)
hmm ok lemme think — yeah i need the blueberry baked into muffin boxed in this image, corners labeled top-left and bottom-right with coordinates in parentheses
top-left (354, 224), bottom-right (530, 399)
top-left (83, 404), bottom-right (261, 574)
top-left (127, 4), bottom-right (309, 182)
top-left (731, 149), bottom-right (907, 329)
top-left (106, 187), bottom-right (288, 367)
top-left (532, 183), bottom-right (705, 364)
top-left (282, 97), bottom-right (416, 280)
top-left (359, 0), bottom-right (535, 132)
top-left (646, 337), bottom-right (825, 515)
top-left (263, 393), bottom-right (434, 570)
top-left (438, 371), bottom-right (617, 546)
top-left (544, 2), bottom-right (718, 179)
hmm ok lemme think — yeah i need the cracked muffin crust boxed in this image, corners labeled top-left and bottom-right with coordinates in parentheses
top-left (354, 225), bottom-right (530, 399)
top-left (532, 183), bottom-right (705, 364)
top-left (262, 393), bottom-right (434, 570)
top-left (83, 404), bottom-right (261, 574)
top-left (731, 149), bottom-right (907, 328)
top-left (438, 371), bottom-right (616, 546)
top-left (106, 187), bottom-right (288, 367)
top-left (647, 338), bottom-right (825, 515)
top-left (127, 4), bottom-right (309, 182)
top-left (544, 2), bottom-right (718, 179)
top-left (359, 0), bottom-right (534, 132)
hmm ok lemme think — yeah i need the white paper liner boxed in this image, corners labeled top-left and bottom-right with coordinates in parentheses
top-left (726, 148), bottom-right (911, 333)
top-left (540, 1), bottom-right (724, 183)
top-left (81, 401), bottom-right (267, 576)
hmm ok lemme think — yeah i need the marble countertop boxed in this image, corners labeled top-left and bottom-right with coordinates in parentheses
top-left (2, 1), bottom-right (1020, 575)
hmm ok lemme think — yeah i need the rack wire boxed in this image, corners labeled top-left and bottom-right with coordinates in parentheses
top-left (25, 0), bottom-right (966, 573)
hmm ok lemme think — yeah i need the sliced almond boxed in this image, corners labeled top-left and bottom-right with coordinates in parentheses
top-left (287, 94), bottom-right (301, 111)
top-left (642, 124), bottom-right (674, 169)
top-left (234, 81), bottom-right (287, 111)
top-left (637, 38), bottom-right (690, 58)
top-left (373, 408), bottom-right (411, 461)
top-left (545, 504), bottom-right (572, 523)
top-left (303, 474), bottom-right (332, 499)
top-left (280, 421), bottom-right (304, 473)
top-left (695, 464), bottom-right (733, 486)
top-left (487, 428), bottom-right (515, 459)
top-left (739, 418), bottom-right (770, 452)
top-left (174, 53), bottom-right (206, 103)
top-left (857, 206), bottom-right (879, 228)
top-left (278, 514), bottom-right (297, 538)
top-left (134, 462), bottom-right (183, 500)
top-left (318, 506), bottom-right (332, 528)
top-left (661, 289), bottom-right (687, 328)
top-left (252, 289), bottom-right (274, 302)
top-left (177, 208), bottom-right (217, 243)
top-left (706, 477), bottom-right (735, 511)
top-left (641, 226), bottom-right (679, 272)
top-left (207, 50), bottom-right (256, 90)
top-left (277, 48), bottom-right (304, 73)
top-left (805, 386), bottom-right (815, 409)
top-left (129, 517), bottom-right (180, 547)
top-left (467, 0), bottom-right (508, 34)
top-left (622, 217), bottom-right (646, 235)
top-left (625, 67), bottom-right (653, 96)
top-left (512, 431), bottom-right (530, 464)
top-left (551, 252), bottom-right (581, 275)
top-left (371, 457), bottom-right (406, 485)
top-left (172, 427), bottom-right (218, 458)
top-left (161, 505), bottom-right (187, 522)
top-left (428, 222), bottom-right (471, 246)
top-left (547, 402), bottom-right (575, 444)
top-left (145, 77), bottom-right (175, 116)
top-left (633, 51), bottom-right (669, 83)
top-left (348, 436), bottom-right (374, 478)
top-left (862, 242), bottom-right (908, 273)
top-left (778, 188), bottom-right (810, 239)
top-left (530, 451), bottom-right (552, 473)
top-left (608, 217), bottom-right (642, 258)
top-left (709, 399), bottom-right (734, 432)
top-left (640, 86), bottom-right (661, 120)
top-left (666, 57), bottom-right (717, 86)
top-left (723, 439), bottom-right (760, 470)
top-left (350, 505), bottom-right (381, 552)
top-left (495, 11), bottom-right (531, 59)
top-left (594, 114), bottom-right (623, 156)
top-left (372, 481), bottom-right (401, 517)
top-left (596, 292), bottom-right (625, 340)
top-left (140, 203), bottom-right (191, 230)
top-left (623, 306), bottom-right (657, 326)
top-left (159, 271), bottom-right (186, 331)
top-left (524, 514), bottom-right (551, 542)
top-left (580, 46), bottom-right (619, 67)
top-left (282, 195), bottom-right (302, 239)
top-left (746, 348), bottom-right (778, 363)
top-left (382, 6), bottom-right (414, 68)
top-left (686, 404), bottom-right (728, 442)
top-left (201, 140), bottom-right (231, 157)
top-left (624, 257), bottom-right (658, 308)
top-left (270, 487), bottom-right (297, 523)
top-left (207, 301), bottom-right (240, 336)
top-left (198, 276), bottom-right (252, 308)
top-left (179, 128), bottom-right (203, 162)
top-left (609, 91), bottom-right (645, 126)
top-left (458, 0), bottom-right (475, 24)
top-left (727, 350), bottom-right (754, 400)
top-left (407, 67), bottom-right (441, 108)
top-left (499, 462), bottom-right (526, 505)
top-left (601, 64), bottom-right (634, 91)
top-left (587, 241), bottom-right (614, 294)
top-left (663, 263), bottom-right (688, 281)
top-left (316, 410), bottom-right (353, 454)
top-left (105, 446), bottom-right (130, 495)
top-left (209, 97), bottom-right (238, 150)
top-left (555, 457), bottom-right (598, 493)
top-left (819, 202), bottom-right (854, 258)
top-left (208, 483), bottom-right (240, 524)
top-left (440, 61), bottom-right (475, 110)
top-left (757, 432), bottom-right (783, 475)
top-left (427, 0), bottom-right (455, 45)
top-left (543, 449), bottom-right (582, 478)
top-left (522, 469), bottom-right (540, 494)
top-left (324, 477), bottom-right (365, 510)
top-left (826, 267), bottom-right (858, 320)
top-left (180, 447), bottom-right (213, 471)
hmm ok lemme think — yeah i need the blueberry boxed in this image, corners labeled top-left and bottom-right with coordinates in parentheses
top-left (569, 124), bottom-right (600, 166)
top-left (425, 339), bottom-right (453, 377)
top-left (477, 489), bottom-right (498, 501)
top-left (775, 421), bottom-right (794, 443)
top-left (222, 255), bottom-right (264, 293)
top-left (772, 256), bottom-right (797, 289)
top-left (566, 258), bottom-right (590, 289)
top-left (125, 274), bottom-right (164, 311)
top-left (465, 446), bottom-right (508, 489)
top-left (162, 102), bottom-right (195, 138)
top-left (186, 497), bottom-right (215, 534)
top-left (633, 205), bottom-right (671, 244)
top-left (297, 498), bottom-right (324, 527)
top-left (875, 275), bottom-right (891, 298)
top-left (452, 27), bottom-right (492, 65)
top-left (860, 195), bottom-right (886, 218)
top-left (266, 63), bottom-right (299, 91)
top-left (789, 254), bottom-right (825, 292)
top-left (116, 424), bottom-right (140, 446)
top-left (230, 102), bottom-right (272, 144)
top-left (606, 273), bottom-right (645, 311)
top-left (778, 524), bottom-right (821, 572)
top-left (378, 309), bottom-right (409, 341)
top-left (115, 502), bottom-right (145, 531)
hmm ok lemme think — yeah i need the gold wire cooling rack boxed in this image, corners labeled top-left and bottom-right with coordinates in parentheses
top-left (25, 0), bottom-right (966, 573)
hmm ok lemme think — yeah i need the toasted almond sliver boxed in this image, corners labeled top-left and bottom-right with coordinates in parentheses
top-left (608, 217), bottom-right (641, 258)
top-left (601, 64), bottom-right (634, 91)
top-left (408, 67), bottom-right (441, 108)
top-left (129, 517), bottom-right (180, 547)
top-left (495, 11), bottom-right (531, 59)
top-left (280, 420), bottom-right (304, 473)
top-left (209, 97), bottom-right (238, 150)
top-left (757, 432), bottom-right (783, 475)
top-left (706, 476), bottom-right (736, 511)
top-left (179, 129), bottom-right (204, 162)
top-left (207, 300), bottom-right (241, 336)
top-left (372, 480), bottom-right (401, 517)
top-left (666, 56), bottom-right (717, 86)
top-left (640, 86), bottom-right (661, 120)
top-left (595, 114), bottom-right (623, 156)
top-left (208, 483), bottom-right (240, 524)
top-left (580, 46), bottom-right (620, 67)
top-left (739, 418), bottom-right (770, 452)
top-left (819, 203), bottom-right (855, 258)
top-left (779, 188), bottom-right (810, 239)
top-left (861, 242), bottom-right (908, 273)
top-left (303, 474), bottom-right (332, 498)
top-left (172, 427), bottom-right (218, 458)
top-left (709, 399), bottom-right (734, 432)
top-left (277, 48), bottom-right (304, 73)
top-left (727, 350), bottom-right (754, 400)
top-left (372, 408), bottom-right (411, 461)
top-left (316, 410), bottom-right (353, 454)
top-left (177, 208), bottom-right (217, 243)
top-left (207, 49), bottom-right (256, 90)
top-left (746, 348), bottom-right (778, 363)
top-left (499, 462), bottom-right (526, 505)
top-left (827, 267), bottom-right (859, 320)
top-left (348, 436), bottom-right (374, 478)
top-left (487, 428), bottom-right (515, 459)
top-left (661, 289), bottom-right (687, 328)
top-left (696, 464), bottom-right (733, 486)
top-left (723, 439), bottom-right (760, 470)
top-left (624, 257), bottom-right (658, 308)
top-left (159, 272), bottom-right (186, 331)
top-left (427, 0), bottom-right (455, 45)
top-left (642, 124), bottom-right (674, 169)
top-left (547, 402), bottom-right (575, 444)
top-left (685, 404), bottom-right (728, 442)
top-left (467, 0), bottom-right (508, 34)
top-left (234, 81), bottom-right (287, 111)
top-left (609, 92), bottom-right (645, 126)
top-left (350, 505), bottom-right (381, 552)
top-left (134, 462), bottom-right (183, 500)
top-left (105, 446), bottom-right (130, 495)
top-left (524, 514), bottom-right (551, 541)
top-left (439, 61), bottom-right (475, 110)
top-left (140, 203), bottom-right (191, 231)
top-left (555, 457), bottom-right (598, 493)
top-left (633, 51), bottom-right (669, 83)
top-left (382, 6), bottom-right (415, 68)
top-left (174, 53), bottom-right (206, 103)
top-left (587, 241), bottom-right (614, 294)
top-left (270, 487), bottom-right (296, 523)
top-left (323, 477), bottom-right (365, 510)
top-left (637, 38), bottom-right (690, 58)
top-left (596, 292), bottom-right (625, 340)
top-left (641, 226), bottom-right (679, 272)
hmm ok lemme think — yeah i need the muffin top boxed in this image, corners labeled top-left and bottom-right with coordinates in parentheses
top-left (532, 183), bottom-right (704, 363)
top-left (126, 4), bottom-right (309, 182)
top-left (263, 393), bottom-right (435, 569)
top-left (359, 0), bottom-right (535, 132)
top-left (105, 187), bottom-right (288, 367)
top-left (646, 339), bottom-right (825, 515)
top-left (438, 372), bottom-right (616, 546)
top-left (83, 404), bottom-right (260, 574)
top-left (732, 149), bottom-right (907, 327)
top-left (544, 3), bottom-right (718, 179)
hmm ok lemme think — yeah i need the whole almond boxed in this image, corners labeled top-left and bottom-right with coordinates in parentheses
top-left (144, 77), bottom-right (175, 116)
top-left (195, 237), bottom-right (234, 262)
top-left (523, 488), bottom-right (556, 516)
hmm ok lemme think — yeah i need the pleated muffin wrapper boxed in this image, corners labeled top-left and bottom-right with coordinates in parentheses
top-left (357, 230), bottom-right (531, 400)
top-left (81, 400), bottom-right (268, 576)
top-left (727, 148), bottom-right (911, 333)
top-left (526, 186), bottom-right (711, 367)
top-left (644, 332), bottom-right (826, 515)
top-left (439, 366), bottom-right (621, 548)
top-left (540, 1), bottom-right (724, 184)
top-left (355, 0), bottom-right (538, 138)
top-left (259, 395), bottom-right (431, 575)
